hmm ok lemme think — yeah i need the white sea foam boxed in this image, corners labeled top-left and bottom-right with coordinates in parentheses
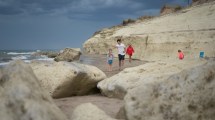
top-left (36, 57), bottom-right (54, 61)
top-left (12, 56), bottom-right (28, 60)
top-left (0, 50), bottom-right (56, 67)
top-left (7, 52), bottom-right (35, 55)
top-left (0, 62), bottom-right (9, 66)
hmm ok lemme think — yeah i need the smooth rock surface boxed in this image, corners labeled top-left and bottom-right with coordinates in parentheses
top-left (30, 61), bottom-right (106, 98)
top-left (0, 60), bottom-right (68, 120)
top-left (124, 60), bottom-right (215, 120)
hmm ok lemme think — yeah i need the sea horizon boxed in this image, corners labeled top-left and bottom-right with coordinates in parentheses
top-left (0, 49), bottom-right (59, 66)
top-left (0, 48), bottom-right (89, 66)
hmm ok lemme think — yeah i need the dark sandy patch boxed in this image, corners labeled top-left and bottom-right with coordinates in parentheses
top-left (54, 94), bottom-right (123, 119)
top-left (54, 54), bottom-right (147, 119)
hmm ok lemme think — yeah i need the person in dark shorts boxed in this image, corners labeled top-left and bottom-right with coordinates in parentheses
top-left (116, 39), bottom-right (126, 70)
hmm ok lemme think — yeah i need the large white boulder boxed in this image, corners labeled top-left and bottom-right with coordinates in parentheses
top-left (97, 60), bottom-right (207, 99)
top-left (30, 61), bottom-right (106, 98)
top-left (70, 103), bottom-right (117, 120)
top-left (0, 60), bottom-right (68, 120)
top-left (124, 60), bottom-right (215, 120)
top-left (54, 48), bottom-right (81, 62)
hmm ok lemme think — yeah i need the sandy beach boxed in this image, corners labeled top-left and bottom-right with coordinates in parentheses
top-left (79, 54), bottom-right (147, 77)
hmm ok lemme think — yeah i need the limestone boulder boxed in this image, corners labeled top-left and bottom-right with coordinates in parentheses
top-left (0, 60), bottom-right (68, 120)
top-left (30, 61), bottom-right (106, 98)
top-left (97, 60), bottom-right (207, 99)
top-left (124, 60), bottom-right (215, 120)
top-left (54, 48), bottom-right (81, 62)
top-left (70, 103), bottom-right (117, 120)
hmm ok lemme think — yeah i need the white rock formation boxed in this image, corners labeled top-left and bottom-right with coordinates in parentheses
top-left (97, 59), bottom-right (208, 99)
top-left (124, 60), bottom-right (215, 120)
top-left (83, 2), bottom-right (215, 61)
top-left (0, 60), bottom-right (68, 120)
top-left (30, 61), bottom-right (106, 98)
top-left (54, 48), bottom-right (81, 62)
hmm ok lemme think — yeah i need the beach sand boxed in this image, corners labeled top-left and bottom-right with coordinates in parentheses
top-left (79, 54), bottom-right (147, 77)
top-left (54, 54), bottom-right (147, 119)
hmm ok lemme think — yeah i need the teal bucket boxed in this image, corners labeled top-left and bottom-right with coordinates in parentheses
top-left (199, 51), bottom-right (204, 58)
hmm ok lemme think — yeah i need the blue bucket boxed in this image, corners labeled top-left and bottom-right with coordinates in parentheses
top-left (199, 51), bottom-right (204, 58)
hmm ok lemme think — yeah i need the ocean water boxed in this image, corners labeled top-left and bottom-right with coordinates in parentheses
top-left (0, 50), bottom-right (56, 66)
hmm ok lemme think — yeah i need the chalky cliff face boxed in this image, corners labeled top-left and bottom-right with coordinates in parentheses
top-left (83, 2), bottom-right (215, 61)
top-left (192, 0), bottom-right (215, 5)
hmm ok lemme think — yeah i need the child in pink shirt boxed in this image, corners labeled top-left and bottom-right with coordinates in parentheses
top-left (178, 50), bottom-right (184, 60)
top-left (126, 44), bottom-right (134, 63)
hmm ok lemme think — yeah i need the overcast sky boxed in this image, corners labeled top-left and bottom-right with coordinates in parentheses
top-left (0, 0), bottom-right (189, 50)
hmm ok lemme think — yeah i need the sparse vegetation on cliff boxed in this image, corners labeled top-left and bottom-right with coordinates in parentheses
top-left (160, 5), bottom-right (183, 15)
top-left (122, 18), bottom-right (136, 26)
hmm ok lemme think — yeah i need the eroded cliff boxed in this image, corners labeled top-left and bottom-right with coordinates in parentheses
top-left (83, 1), bottom-right (215, 61)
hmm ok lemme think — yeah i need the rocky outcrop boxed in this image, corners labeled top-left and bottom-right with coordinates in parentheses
top-left (83, 2), bottom-right (215, 61)
top-left (70, 103), bottom-right (117, 120)
top-left (30, 61), bottom-right (106, 98)
top-left (137, 16), bottom-right (155, 21)
top-left (97, 60), bottom-right (207, 99)
top-left (0, 60), bottom-right (68, 120)
top-left (54, 48), bottom-right (81, 62)
top-left (124, 60), bottom-right (215, 120)
top-left (160, 5), bottom-right (182, 16)
top-left (122, 19), bottom-right (136, 26)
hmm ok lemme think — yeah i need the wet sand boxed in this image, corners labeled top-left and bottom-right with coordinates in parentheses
top-left (54, 54), bottom-right (147, 119)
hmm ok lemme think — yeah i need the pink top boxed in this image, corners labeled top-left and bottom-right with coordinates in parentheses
top-left (126, 46), bottom-right (134, 55)
top-left (178, 52), bottom-right (184, 60)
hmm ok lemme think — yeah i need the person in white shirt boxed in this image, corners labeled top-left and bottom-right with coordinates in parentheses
top-left (116, 39), bottom-right (126, 70)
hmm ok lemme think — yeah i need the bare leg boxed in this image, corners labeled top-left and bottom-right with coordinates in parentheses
top-left (122, 60), bottom-right (124, 67)
top-left (129, 55), bottom-right (131, 63)
top-left (119, 60), bottom-right (121, 70)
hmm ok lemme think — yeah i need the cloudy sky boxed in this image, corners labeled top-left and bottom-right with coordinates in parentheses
top-left (0, 0), bottom-right (189, 50)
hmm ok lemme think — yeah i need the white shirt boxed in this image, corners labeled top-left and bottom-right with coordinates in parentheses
top-left (116, 43), bottom-right (126, 55)
top-left (107, 53), bottom-right (114, 61)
